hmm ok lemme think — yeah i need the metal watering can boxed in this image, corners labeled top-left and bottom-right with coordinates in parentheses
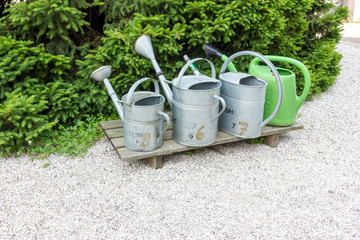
top-left (248, 56), bottom-right (311, 126)
top-left (90, 66), bottom-right (170, 151)
top-left (134, 35), bottom-right (226, 147)
top-left (218, 51), bottom-right (283, 138)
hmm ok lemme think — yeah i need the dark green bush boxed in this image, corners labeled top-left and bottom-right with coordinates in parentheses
top-left (0, 36), bottom-right (81, 123)
top-left (0, 0), bottom-right (103, 59)
top-left (0, 34), bottom-right (112, 156)
top-left (77, 0), bottom-right (348, 100)
top-left (0, 90), bottom-right (55, 156)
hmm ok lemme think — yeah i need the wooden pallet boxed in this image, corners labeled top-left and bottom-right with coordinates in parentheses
top-left (100, 118), bottom-right (303, 169)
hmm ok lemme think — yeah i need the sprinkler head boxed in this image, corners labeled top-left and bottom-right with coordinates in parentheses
top-left (204, 44), bottom-right (223, 59)
top-left (90, 66), bottom-right (112, 81)
top-left (134, 35), bottom-right (156, 60)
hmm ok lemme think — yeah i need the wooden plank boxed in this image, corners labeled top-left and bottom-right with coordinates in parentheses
top-left (116, 139), bottom-right (195, 162)
top-left (262, 122), bottom-right (303, 136)
top-left (111, 137), bottom-right (124, 149)
top-left (115, 122), bottom-right (303, 162)
top-left (99, 122), bottom-right (118, 150)
top-left (105, 128), bottom-right (124, 139)
top-left (100, 117), bottom-right (304, 164)
top-left (100, 119), bottom-right (123, 130)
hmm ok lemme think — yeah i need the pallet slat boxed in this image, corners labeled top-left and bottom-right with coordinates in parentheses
top-left (100, 119), bottom-right (303, 163)
top-left (100, 119), bottom-right (123, 129)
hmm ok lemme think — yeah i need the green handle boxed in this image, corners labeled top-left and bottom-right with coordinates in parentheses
top-left (251, 55), bottom-right (311, 111)
top-left (220, 55), bottom-right (237, 72)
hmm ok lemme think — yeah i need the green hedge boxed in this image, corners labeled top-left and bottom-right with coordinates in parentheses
top-left (78, 0), bottom-right (348, 104)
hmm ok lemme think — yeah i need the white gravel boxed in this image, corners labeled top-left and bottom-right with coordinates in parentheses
top-left (1, 42), bottom-right (360, 239)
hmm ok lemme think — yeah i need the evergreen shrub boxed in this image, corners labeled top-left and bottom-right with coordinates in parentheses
top-left (78, 0), bottom-right (348, 101)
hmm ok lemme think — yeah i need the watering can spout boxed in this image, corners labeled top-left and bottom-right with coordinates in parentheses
top-left (90, 66), bottom-right (124, 120)
top-left (204, 44), bottom-right (237, 72)
top-left (134, 35), bottom-right (173, 106)
top-left (204, 44), bottom-right (223, 59)
top-left (134, 35), bottom-right (156, 60)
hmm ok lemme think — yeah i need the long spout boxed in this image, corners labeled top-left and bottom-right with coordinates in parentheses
top-left (90, 65), bottom-right (124, 120)
top-left (204, 44), bottom-right (237, 72)
top-left (135, 35), bottom-right (173, 107)
top-left (204, 44), bottom-right (224, 58)
top-left (103, 78), bottom-right (124, 120)
top-left (149, 57), bottom-right (173, 106)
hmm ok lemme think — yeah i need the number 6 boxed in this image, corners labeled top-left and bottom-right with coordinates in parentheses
top-left (196, 126), bottom-right (205, 140)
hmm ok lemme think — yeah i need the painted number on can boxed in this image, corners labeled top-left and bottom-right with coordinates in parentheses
top-left (196, 126), bottom-right (205, 141)
top-left (141, 133), bottom-right (151, 147)
top-left (238, 122), bottom-right (248, 136)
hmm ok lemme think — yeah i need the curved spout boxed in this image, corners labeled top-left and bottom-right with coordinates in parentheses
top-left (135, 35), bottom-right (173, 107)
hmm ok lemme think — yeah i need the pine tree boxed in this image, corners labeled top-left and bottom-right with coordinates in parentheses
top-left (1, 0), bottom-right (91, 57)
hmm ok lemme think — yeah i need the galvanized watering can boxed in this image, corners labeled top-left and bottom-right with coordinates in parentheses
top-left (248, 56), bottom-right (311, 126)
top-left (90, 66), bottom-right (170, 151)
top-left (134, 35), bottom-right (226, 146)
top-left (218, 51), bottom-right (283, 138)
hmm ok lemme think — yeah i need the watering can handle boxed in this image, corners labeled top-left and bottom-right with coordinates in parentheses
top-left (176, 58), bottom-right (216, 87)
top-left (251, 55), bottom-right (311, 111)
top-left (157, 111), bottom-right (171, 136)
top-left (125, 77), bottom-right (160, 105)
top-left (220, 51), bottom-right (283, 127)
top-left (212, 95), bottom-right (226, 121)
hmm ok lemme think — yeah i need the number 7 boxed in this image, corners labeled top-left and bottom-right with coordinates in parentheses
top-left (238, 122), bottom-right (248, 136)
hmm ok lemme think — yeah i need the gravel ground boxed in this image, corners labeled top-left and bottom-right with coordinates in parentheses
top-left (1, 42), bottom-right (360, 240)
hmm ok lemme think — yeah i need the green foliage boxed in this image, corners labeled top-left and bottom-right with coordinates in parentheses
top-left (0, 36), bottom-right (82, 123)
top-left (83, 0), bottom-right (348, 100)
top-left (187, 149), bottom-right (201, 157)
top-left (27, 114), bottom-right (106, 158)
top-left (247, 137), bottom-right (265, 144)
top-left (42, 162), bottom-right (50, 168)
top-left (0, 0), bottom-right (11, 18)
top-left (76, 14), bottom-right (187, 114)
top-left (0, 36), bottom-right (87, 155)
top-left (0, 90), bottom-right (55, 156)
top-left (100, 0), bottom-right (186, 29)
top-left (0, 36), bottom-right (71, 99)
top-left (0, 0), bottom-right (99, 58)
top-left (299, 0), bottom-right (348, 97)
top-left (1, 113), bottom-right (106, 158)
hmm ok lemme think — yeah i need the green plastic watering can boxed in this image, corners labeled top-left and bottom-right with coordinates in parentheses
top-left (248, 56), bottom-right (311, 126)
top-left (204, 44), bottom-right (311, 126)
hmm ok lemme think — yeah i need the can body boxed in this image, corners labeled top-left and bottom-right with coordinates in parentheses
top-left (123, 117), bottom-right (164, 151)
top-left (172, 100), bottom-right (219, 146)
top-left (171, 82), bottom-right (222, 146)
top-left (219, 72), bottom-right (267, 139)
top-left (122, 92), bottom-right (167, 152)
